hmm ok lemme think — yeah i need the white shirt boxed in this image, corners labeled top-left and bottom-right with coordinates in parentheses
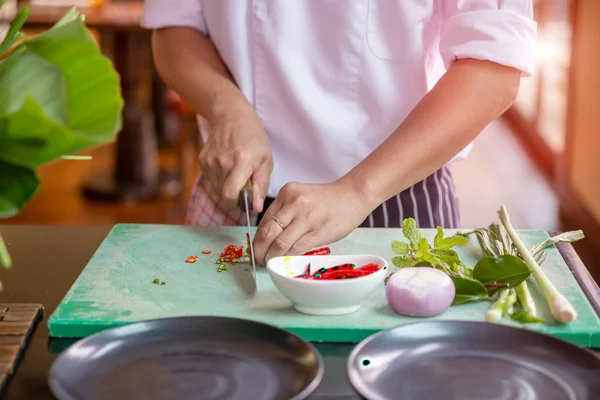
top-left (142, 0), bottom-right (537, 198)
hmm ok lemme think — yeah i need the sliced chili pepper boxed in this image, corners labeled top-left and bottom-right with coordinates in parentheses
top-left (318, 270), bottom-right (374, 280)
top-left (185, 256), bottom-right (198, 263)
top-left (355, 263), bottom-right (380, 272)
top-left (303, 247), bottom-right (331, 256)
top-left (294, 263), bottom-right (312, 279)
top-left (325, 263), bottom-right (355, 272)
top-left (202, 250), bottom-right (211, 255)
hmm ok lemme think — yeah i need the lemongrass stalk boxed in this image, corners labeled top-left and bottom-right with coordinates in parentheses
top-left (498, 205), bottom-right (577, 323)
top-left (515, 281), bottom-right (537, 317)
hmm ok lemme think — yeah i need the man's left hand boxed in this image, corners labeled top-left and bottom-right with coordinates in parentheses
top-left (252, 180), bottom-right (372, 266)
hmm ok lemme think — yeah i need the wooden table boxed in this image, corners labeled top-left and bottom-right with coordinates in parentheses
top-left (21, 2), bottom-right (180, 202)
top-left (0, 225), bottom-right (598, 399)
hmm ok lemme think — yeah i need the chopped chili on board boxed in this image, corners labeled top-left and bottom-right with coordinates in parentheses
top-left (202, 250), bottom-right (211, 255)
top-left (186, 256), bottom-right (198, 263)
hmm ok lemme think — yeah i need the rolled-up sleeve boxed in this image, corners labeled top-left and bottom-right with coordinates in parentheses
top-left (141, 0), bottom-right (207, 34)
top-left (439, 0), bottom-right (537, 76)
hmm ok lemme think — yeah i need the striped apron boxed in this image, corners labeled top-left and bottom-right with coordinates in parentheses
top-left (185, 165), bottom-right (460, 229)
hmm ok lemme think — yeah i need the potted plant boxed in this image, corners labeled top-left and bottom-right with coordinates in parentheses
top-left (0, 1), bottom-right (123, 286)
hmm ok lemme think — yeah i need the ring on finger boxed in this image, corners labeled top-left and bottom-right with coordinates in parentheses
top-left (271, 215), bottom-right (285, 230)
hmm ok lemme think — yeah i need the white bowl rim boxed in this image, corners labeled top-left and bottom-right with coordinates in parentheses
top-left (266, 254), bottom-right (389, 284)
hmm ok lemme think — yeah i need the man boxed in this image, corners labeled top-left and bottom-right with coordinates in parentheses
top-left (142, 1), bottom-right (536, 265)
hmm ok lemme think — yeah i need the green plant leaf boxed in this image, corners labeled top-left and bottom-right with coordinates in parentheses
top-left (434, 226), bottom-right (444, 247)
top-left (431, 248), bottom-right (462, 265)
top-left (402, 218), bottom-right (421, 247)
top-left (452, 276), bottom-right (489, 305)
top-left (22, 18), bottom-right (123, 143)
top-left (391, 256), bottom-right (417, 268)
top-left (510, 310), bottom-right (545, 324)
top-left (0, 96), bottom-right (75, 168)
top-left (414, 261), bottom-right (434, 267)
top-left (0, 6), bottom-right (30, 56)
top-left (0, 160), bottom-right (39, 218)
top-left (391, 240), bottom-right (410, 255)
top-left (473, 255), bottom-right (531, 291)
top-left (50, 6), bottom-right (81, 30)
top-left (0, 13), bottom-right (123, 217)
top-left (434, 233), bottom-right (468, 250)
top-left (415, 237), bottom-right (431, 258)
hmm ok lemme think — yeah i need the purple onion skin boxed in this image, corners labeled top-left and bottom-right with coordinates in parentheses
top-left (386, 267), bottom-right (456, 317)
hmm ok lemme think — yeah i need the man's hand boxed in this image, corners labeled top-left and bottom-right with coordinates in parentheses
top-left (151, 27), bottom-right (272, 211)
top-left (252, 179), bottom-right (371, 265)
top-left (199, 103), bottom-right (273, 212)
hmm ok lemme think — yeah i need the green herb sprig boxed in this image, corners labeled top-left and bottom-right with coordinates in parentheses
top-left (390, 218), bottom-right (535, 306)
top-left (460, 219), bottom-right (584, 324)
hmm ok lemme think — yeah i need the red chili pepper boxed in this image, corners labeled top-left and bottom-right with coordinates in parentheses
top-left (202, 250), bottom-right (211, 255)
top-left (324, 263), bottom-right (355, 272)
top-left (355, 263), bottom-right (380, 272)
top-left (294, 263), bottom-right (312, 279)
top-left (318, 270), bottom-right (374, 280)
top-left (186, 256), bottom-right (198, 263)
top-left (303, 247), bottom-right (331, 256)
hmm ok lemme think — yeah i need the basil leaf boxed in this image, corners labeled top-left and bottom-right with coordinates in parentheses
top-left (414, 261), bottom-right (433, 267)
top-left (434, 234), bottom-right (468, 250)
top-left (473, 255), bottom-right (531, 290)
top-left (391, 256), bottom-right (417, 268)
top-left (391, 240), bottom-right (410, 255)
top-left (510, 310), bottom-right (545, 324)
top-left (415, 237), bottom-right (431, 258)
top-left (451, 276), bottom-right (489, 305)
top-left (402, 218), bottom-right (422, 247)
top-left (431, 248), bottom-right (462, 265)
top-left (434, 226), bottom-right (444, 247)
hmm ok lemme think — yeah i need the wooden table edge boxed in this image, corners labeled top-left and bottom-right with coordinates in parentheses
top-left (554, 240), bottom-right (600, 318)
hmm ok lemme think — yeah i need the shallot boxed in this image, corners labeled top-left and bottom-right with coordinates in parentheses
top-left (386, 267), bottom-right (455, 317)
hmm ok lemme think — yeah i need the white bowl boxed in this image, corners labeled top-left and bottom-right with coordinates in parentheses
top-left (266, 255), bottom-right (388, 316)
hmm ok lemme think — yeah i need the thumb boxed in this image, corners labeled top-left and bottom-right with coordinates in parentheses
top-left (251, 161), bottom-right (271, 213)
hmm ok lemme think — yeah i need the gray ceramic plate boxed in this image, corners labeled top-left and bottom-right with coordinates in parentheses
top-left (49, 316), bottom-right (324, 400)
top-left (348, 321), bottom-right (600, 400)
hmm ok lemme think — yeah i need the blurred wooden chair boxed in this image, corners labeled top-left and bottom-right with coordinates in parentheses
top-left (165, 90), bottom-right (201, 194)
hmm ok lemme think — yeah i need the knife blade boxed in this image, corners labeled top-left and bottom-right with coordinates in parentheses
top-left (242, 181), bottom-right (257, 292)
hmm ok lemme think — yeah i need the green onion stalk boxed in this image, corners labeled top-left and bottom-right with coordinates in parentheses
top-left (486, 288), bottom-right (517, 323)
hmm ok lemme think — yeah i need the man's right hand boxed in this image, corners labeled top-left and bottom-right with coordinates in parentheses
top-left (199, 102), bottom-right (273, 213)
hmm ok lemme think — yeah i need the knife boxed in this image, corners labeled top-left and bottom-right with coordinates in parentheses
top-left (240, 180), bottom-right (257, 293)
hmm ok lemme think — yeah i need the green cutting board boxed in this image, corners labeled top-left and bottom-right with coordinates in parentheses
top-left (48, 224), bottom-right (600, 347)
